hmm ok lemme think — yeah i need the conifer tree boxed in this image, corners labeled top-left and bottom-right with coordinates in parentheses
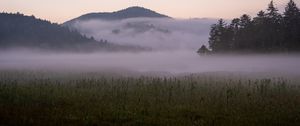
top-left (283, 0), bottom-right (300, 50)
top-left (203, 0), bottom-right (300, 53)
top-left (208, 19), bottom-right (226, 52)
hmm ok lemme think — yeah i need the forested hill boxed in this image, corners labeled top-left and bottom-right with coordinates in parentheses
top-left (0, 12), bottom-right (145, 52)
top-left (0, 12), bottom-right (104, 51)
top-left (63, 6), bottom-right (170, 26)
top-left (198, 0), bottom-right (300, 54)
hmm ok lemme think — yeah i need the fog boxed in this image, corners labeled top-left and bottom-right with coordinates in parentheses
top-left (1, 18), bottom-right (299, 77)
top-left (70, 18), bottom-right (216, 50)
top-left (1, 51), bottom-right (300, 77)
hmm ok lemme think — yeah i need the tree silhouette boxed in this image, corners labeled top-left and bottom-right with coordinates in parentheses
top-left (283, 0), bottom-right (300, 50)
top-left (265, 0), bottom-right (284, 50)
top-left (202, 0), bottom-right (300, 54)
top-left (197, 45), bottom-right (210, 54)
top-left (208, 19), bottom-right (230, 52)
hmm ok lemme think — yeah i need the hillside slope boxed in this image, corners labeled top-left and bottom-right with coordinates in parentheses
top-left (0, 12), bottom-right (146, 52)
top-left (63, 6), bottom-right (170, 26)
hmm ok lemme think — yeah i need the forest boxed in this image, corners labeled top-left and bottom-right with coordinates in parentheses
top-left (199, 0), bottom-right (300, 53)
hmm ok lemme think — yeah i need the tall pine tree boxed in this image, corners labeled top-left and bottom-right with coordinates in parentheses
top-left (208, 19), bottom-right (226, 52)
top-left (253, 11), bottom-right (268, 51)
top-left (202, 0), bottom-right (300, 54)
top-left (208, 19), bottom-right (233, 52)
top-left (236, 14), bottom-right (253, 51)
top-left (266, 0), bottom-right (284, 50)
top-left (283, 0), bottom-right (300, 50)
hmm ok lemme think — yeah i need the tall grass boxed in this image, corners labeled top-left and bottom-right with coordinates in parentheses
top-left (0, 71), bottom-right (299, 126)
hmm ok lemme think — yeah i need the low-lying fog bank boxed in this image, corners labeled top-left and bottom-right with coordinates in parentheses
top-left (69, 18), bottom-right (215, 51)
top-left (1, 50), bottom-right (299, 77)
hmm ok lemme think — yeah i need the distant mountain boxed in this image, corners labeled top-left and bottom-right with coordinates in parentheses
top-left (0, 12), bottom-right (146, 52)
top-left (63, 6), bottom-right (170, 25)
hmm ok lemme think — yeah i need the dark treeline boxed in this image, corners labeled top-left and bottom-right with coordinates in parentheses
top-left (199, 0), bottom-right (300, 54)
top-left (0, 12), bottom-right (102, 51)
top-left (0, 12), bottom-right (147, 52)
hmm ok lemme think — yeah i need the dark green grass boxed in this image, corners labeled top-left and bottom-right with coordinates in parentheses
top-left (0, 71), bottom-right (300, 126)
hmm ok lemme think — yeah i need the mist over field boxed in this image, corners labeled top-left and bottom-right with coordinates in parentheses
top-left (0, 50), bottom-right (299, 76)
top-left (69, 18), bottom-right (215, 50)
top-left (1, 17), bottom-right (299, 76)
top-left (2, 1), bottom-right (300, 125)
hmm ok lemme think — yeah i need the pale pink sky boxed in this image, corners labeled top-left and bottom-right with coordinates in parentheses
top-left (0, 0), bottom-right (298, 23)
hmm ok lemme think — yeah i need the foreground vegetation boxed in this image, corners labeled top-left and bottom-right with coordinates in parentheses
top-left (0, 71), bottom-right (300, 126)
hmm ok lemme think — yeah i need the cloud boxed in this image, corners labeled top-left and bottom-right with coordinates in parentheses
top-left (69, 18), bottom-right (216, 51)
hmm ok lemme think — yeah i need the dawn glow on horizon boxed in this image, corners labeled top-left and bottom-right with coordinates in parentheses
top-left (1, 0), bottom-right (299, 23)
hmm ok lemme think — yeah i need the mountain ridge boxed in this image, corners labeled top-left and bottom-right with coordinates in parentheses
top-left (0, 12), bottom-right (147, 52)
top-left (63, 6), bottom-right (170, 25)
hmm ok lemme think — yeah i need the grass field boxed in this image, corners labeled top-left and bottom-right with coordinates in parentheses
top-left (0, 71), bottom-right (300, 126)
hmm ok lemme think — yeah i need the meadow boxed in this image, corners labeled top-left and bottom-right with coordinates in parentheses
top-left (0, 71), bottom-right (299, 126)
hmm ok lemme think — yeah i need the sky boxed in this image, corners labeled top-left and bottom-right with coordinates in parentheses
top-left (1, 0), bottom-right (299, 23)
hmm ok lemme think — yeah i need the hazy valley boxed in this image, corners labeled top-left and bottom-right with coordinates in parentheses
top-left (1, 1), bottom-right (300, 125)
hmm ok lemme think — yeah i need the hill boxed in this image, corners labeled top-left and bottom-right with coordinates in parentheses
top-left (0, 12), bottom-right (145, 52)
top-left (63, 6), bottom-right (170, 25)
